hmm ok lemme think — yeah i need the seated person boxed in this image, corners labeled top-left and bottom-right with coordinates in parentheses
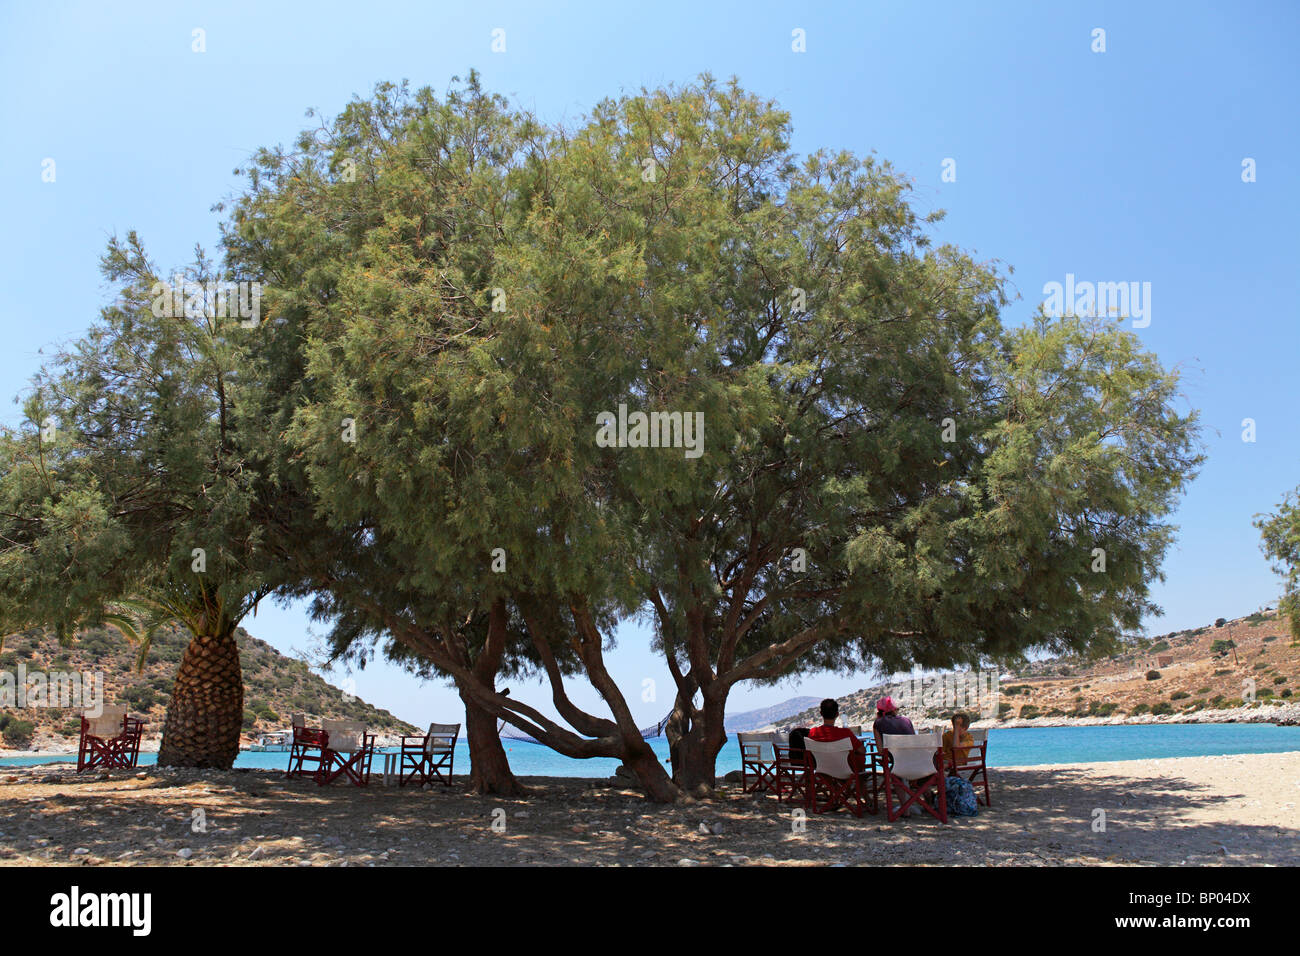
top-left (807, 698), bottom-right (865, 754)
top-left (872, 696), bottom-right (922, 812)
top-left (871, 695), bottom-right (915, 753)
top-left (943, 712), bottom-right (975, 766)
top-left (788, 726), bottom-right (811, 763)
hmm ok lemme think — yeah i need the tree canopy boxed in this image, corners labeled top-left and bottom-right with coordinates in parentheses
top-left (214, 73), bottom-right (1202, 796)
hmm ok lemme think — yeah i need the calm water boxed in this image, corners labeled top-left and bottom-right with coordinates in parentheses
top-left (4, 722), bottom-right (1300, 774)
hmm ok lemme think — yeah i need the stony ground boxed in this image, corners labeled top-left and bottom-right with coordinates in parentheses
top-left (1, 751), bottom-right (1297, 866)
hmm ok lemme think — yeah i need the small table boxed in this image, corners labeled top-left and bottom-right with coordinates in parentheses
top-left (381, 752), bottom-right (398, 787)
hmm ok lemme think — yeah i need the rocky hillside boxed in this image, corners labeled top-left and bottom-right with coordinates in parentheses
top-left (776, 609), bottom-right (1299, 731)
top-left (0, 624), bottom-right (417, 751)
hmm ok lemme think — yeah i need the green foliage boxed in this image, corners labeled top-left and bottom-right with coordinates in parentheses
top-left (1170, 691), bottom-right (1190, 700)
top-left (1255, 492), bottom-right (1300, 641)
top-left (1195, 686), bottom-right (1211, 694)
top-left (1130, 703), bottom-right (1150, 715)
top-left (1, 717), bottom-right (35, 748)
top-left (1148, 641), bottom-right (1170, 653)
top-left (1146, 670), bottom-right (1162, 680)
top-left (1149, 702), bottom-right (1174, 716)
top-left (1214, 618), bottom-right (1226, 627)
top-left (1019, 705), bottom-right (1040, 719)
top-left (222, 74), bottom-right (1203, 770)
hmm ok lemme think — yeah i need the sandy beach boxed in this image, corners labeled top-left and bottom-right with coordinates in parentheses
top-left (0, 751), bottom-right (1296, 866)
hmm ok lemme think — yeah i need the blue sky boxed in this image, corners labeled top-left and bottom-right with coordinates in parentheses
top-left (2, 1), bottom-right (1297, 730)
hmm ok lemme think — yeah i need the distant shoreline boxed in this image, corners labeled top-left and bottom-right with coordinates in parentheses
top-left (5, 706), bottom-right (1299, 761)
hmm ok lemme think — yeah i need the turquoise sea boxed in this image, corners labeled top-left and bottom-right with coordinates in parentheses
top-left (3, 722), bottom-right (1300, 774)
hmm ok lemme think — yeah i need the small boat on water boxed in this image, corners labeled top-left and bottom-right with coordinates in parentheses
top-left (248, 730), bottom-right (292, 752)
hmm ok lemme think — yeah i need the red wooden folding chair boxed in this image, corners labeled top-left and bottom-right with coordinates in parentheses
top-left (77, 705), bottom-right (144, 772)
top-left (398, 722), bottom-right (459, 787)
top-left (286, 713), bottom-right (326, 779)
top-left (945, 728), bottom-right (991, 806)
top-left (737, 732), bottom-right (778, 795)
top-left (802, 737), bottom-right (871, 817)
top-left (316, 719), bottom-right (376, 786)
top-left (881, 732), bottom-right (948, 823)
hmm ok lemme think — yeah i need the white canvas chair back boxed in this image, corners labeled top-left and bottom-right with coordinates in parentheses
top-left (291, 713), bottom-right (306, 729)
top-left (802, 737), bottom-right (856, 780)
top-left (969, 728), bottom-right (988, 744)
top-left (322, 718), bottom-right (366, 752)
top-left (424, 723), bottom-right (459, 755)
top-left (884, 732), bottom-right (941, 779)
top-left (738, 732), bottom-right (775, 762)
top-left (85, 704), bottom-right (126, 738)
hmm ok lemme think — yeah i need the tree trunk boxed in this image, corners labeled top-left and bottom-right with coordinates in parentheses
top-left (157, 625), bottom-right (244, 769)
top-left (673, 731), bottom-right (720, 793)
top-left (461, 690), bottom-right (525, 796)
top-left (622, 735), bottom-right (679, 802)
top-left (668, 693), bottom-right (728, 793)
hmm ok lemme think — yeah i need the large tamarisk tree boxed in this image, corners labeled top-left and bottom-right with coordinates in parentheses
top-left (0, 236), bottom-right (274, 768)
top-left (227, 74), bottom-right (1202, 799)
top-left (478, 76), bottom-right (1202, 791)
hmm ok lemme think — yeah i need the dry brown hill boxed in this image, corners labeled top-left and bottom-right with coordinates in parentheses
top-left (781, 609), bottom-right (1299, 730)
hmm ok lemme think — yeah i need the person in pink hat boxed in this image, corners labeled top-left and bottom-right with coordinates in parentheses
top-left (871, 695), bottom-right (915, 752)
top-left (872, 695), bottom-right (923, 811)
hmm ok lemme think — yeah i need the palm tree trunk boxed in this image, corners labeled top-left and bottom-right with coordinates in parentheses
top-left (156, 625), bottom-right (244, 769)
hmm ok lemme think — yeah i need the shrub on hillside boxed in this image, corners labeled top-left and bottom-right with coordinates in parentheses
top-left (1213, 669), bottom-right (1232, 676)
top-left (1019, 705), bottom-right (1039, 719)
top-left (1283, 689), bottom-right (1293, 698)
top-left (1214, 618), bottom-right (1227, 627)
top-left (1130, 704), bottom-right (1150, 715)
top-left (1145, 670), bottom-right (1161, 680)
top-left (1149, 641), bottom-right (1170, 654)
top-left (1, 718), bottom-right (35, 748)
top-left (1150, 702), bottom-right (1174, 716)
top-left (1273, 676), bottom-right (1287, 684)
top-left (1170, 691), bottom-right (1190, 700)
top-left (1195, 686), bottom-right (1212, 694)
